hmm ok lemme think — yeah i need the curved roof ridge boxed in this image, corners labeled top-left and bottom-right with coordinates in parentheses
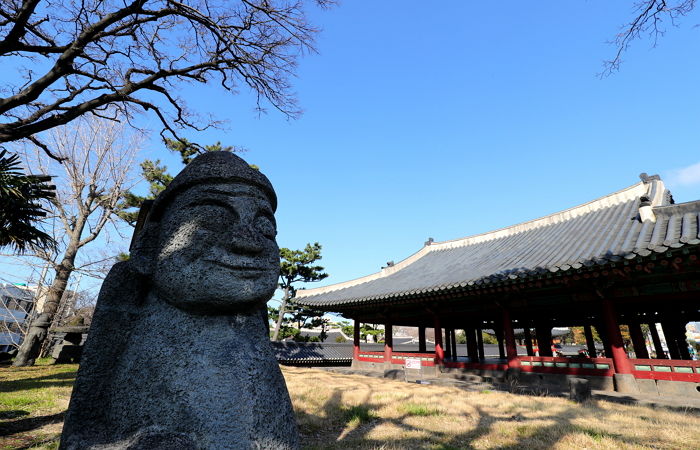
top-left (431, 181), bottom-right (651, 251)
top-left (296, 179), bottom-right (661, 300)
top-left (295, 245), bottom-right (432, 298)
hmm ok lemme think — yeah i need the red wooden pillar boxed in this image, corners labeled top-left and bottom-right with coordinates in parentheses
top-left (523, 324), bottom-right (534, 357)
top-left (434, 317), bottom-right (444, 365)
top-left (535, 326), bottom-right (553, 357)
top-left (584, 324), bottom-right (597, 358)
top-left (675, 320), bottom-right (691, 360)
top-left (495, 325), bottom-right (505, 359)
top-left (466, 326), bottom-right (478, 361)
top-left (680, 322), bottom-right (691, 360)
top-left (502, 308), bottom-right (519, 367)
top-left (451, 329), bottom-right (458, 359)
top-left (661, 322), bottom-right (681, 360)
top-left (601, 298), bottom-right (632, 374)
top-left (418, 326), bottom-right (426, 353)
top-left (476, 325), bottom-right (485, 360)
top-left (444, 328), bottom-right (452, 359)
top-left (384, 322), bottom-right (393, 363)
top-left (353, 320), bottom-right (360, 360)
top-left (664, 320), bottom-right (691, 360)
top-left (648, 323), bottom-right (667, 359)
top-left (628, 321), bottom-right (649, 359)
top-left (463, 327), bottom-right (470, 358)
top-left (596, 322), bottom-right (613, 358)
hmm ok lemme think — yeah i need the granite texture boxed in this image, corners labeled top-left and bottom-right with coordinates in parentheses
top-left (61, 152), bottom-right (299, 449)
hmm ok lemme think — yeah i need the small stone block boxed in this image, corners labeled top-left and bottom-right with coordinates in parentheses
top-left (568, 377), bottom-right (591, 402)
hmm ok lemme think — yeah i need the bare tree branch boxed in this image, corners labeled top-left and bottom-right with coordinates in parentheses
top-left (0, 0), bottom-right (329, 158)
top-left (11, 113), bottom-right (141, 365)
top-left (603, 1), bottom-right (697, 76)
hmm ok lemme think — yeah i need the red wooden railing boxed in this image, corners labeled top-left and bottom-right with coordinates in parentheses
top-left (630, 358), bottom-right (700, 382)
top-left (357, 351), bottom-right (435, 367)
top-left (355, 352), bottom-right (700, 382)
top-left (442, 360), bottom-right (509, 371)
top-left (518, 356), bottom-right (615, 377)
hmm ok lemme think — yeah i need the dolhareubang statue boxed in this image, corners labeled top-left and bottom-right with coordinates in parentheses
top-left (61, 152), bottom-right (299, 449)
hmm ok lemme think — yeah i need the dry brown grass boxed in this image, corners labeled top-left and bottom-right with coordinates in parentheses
top-left (1, 363), bottom-right (699, 449)
top-left (282, 366), bottom-right (700, 449)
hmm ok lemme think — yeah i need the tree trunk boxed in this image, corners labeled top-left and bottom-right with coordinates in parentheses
top-left (13, 240), bottom-right (79, 366)
top-left (271, 286), bottom-right (290, 341)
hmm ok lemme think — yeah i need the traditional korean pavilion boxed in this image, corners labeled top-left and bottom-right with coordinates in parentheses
top-left (296, 174), bottom-right (700, 397)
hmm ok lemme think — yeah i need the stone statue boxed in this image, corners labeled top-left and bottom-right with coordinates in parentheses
top-left (61, 152), bottom-right (299, 449)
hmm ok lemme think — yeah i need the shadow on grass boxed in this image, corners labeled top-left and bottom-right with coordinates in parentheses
top-left (0, 410), bottom-right (29, 420)
top-left (0, 411), bottom-right (65, 437)
top-left (300, 382), bottom-right (659, 449)
top-left (0, 370), bottom-right (77, 393)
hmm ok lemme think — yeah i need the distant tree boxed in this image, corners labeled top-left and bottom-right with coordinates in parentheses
top-left (266, 305), bottom-right (298, 340)
top-left (605, 1), bottom-right (697, 75)
top-left (569, 325), bottom-right (603, 345)
top-left (289, 304), bottom-right (325, 333)
top-left (360, 324), bottom-right (383, 343)
top-left (339, 320), bottom-right (354, 338)
top-left (456, 330), bottom-right (466, 345)
top-left (117, 160), bottom-right (172, 226)
top-left (0, 0), bottom-right (334, 161)
top-left (456, 330), bottom-right (499, 345)
top-left (270, 243), bottom-right (328, 341)
top-left (569, 327), bottom-right (586, 346)
top-left (162, 139), bottom-right (234, 165)
top-left (11, 115), bottom-right (141, 366)
top-left (0, 150), bottom-right (55, 252)
top-left (481, 331), bottom-right (498, 345)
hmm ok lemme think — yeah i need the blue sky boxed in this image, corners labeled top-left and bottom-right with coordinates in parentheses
top-left (4, 1), bottom-right (700, 300)
top-left (185, 1), bottom-right (700, 290)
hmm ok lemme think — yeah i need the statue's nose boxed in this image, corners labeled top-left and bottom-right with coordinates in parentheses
top-left (226, 225), bottom-right (265, 255)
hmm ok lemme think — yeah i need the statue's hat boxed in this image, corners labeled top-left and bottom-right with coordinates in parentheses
top-left (150, 151), bottom-right (277, 220)
top-left (129, 152), bottom-right (276, 250)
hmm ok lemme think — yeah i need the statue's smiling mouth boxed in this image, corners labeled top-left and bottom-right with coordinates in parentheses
top-left (206, 259), bottom-right (269, 277)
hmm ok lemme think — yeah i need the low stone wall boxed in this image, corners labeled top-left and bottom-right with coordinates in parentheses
top-left (636, 378), bottom-right (700, 397)
top-left (349, 359), bottom-right (700, 402)
top-left (351, 359), bottom-right (437, 379)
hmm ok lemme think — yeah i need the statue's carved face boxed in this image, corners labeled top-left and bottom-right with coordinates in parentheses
top-left (151, 183), bottom-right (279, 314)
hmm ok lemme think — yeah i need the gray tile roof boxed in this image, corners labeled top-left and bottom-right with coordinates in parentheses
top-left (296, 177), bottom-right (700, 308)
top-left (270, 342), bottom-right (353, 363)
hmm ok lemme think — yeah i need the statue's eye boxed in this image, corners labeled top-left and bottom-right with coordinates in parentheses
top-left (255, 215), bottom-right (276, 239)
top-left (188, 200), bottom-right (239, 221)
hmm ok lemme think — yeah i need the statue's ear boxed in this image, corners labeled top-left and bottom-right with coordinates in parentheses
top-left (127, 200), bottom-right (158, 277)
top-left (128, 221), bottom-right (160, 277)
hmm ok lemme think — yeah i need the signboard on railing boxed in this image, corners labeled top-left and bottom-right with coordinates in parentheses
top-left (405, 358), bottom-right (422, 369)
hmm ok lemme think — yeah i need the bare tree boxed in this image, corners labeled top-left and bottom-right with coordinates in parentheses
top-left (604, 1), bottom-right (697, 75)
top-left (11, 115), bottom-right (141, 366)
top-left (0, 0), bottom-right (333, 160)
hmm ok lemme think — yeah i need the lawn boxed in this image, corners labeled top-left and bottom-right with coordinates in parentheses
top-left (1, 363), bottom-right (699, 449)
top-left (0, 359), bottom-right (74, 449)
